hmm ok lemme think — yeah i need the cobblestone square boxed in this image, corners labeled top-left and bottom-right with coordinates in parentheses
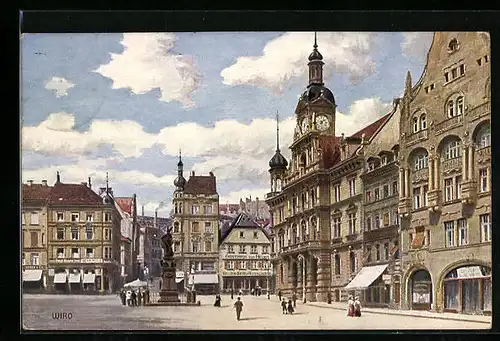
top-left (22, 294), bottom-right (490, 330)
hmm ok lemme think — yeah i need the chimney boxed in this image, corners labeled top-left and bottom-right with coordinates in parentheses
top-left (27, 180), bottom-right (33, 186)
top-left (41, 180), bottom-right (47, 186)
top-left (191, 170), bottom-right (195, 176)
top-left (88, 177), bottom-right (92, 189)
top-left (142, 205), bottom-right (144, 217)
top-left (154, 211), bottom-right (158, 228)
top-left (81, 182), bottom-right (87, 187)
top-left (209, 171), bottom-right (214, 177)
top-left (99, 187), bottom-right (106, 195)
top-left (56, 171), bottom-right (60, 183)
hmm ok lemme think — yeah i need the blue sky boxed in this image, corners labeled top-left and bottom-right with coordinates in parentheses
top-left (21, 32), bottom-right (433, 217)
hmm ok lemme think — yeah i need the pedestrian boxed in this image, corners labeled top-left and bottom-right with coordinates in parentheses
top-left (120, 290), bottom-right (126, 306)
top-left (131, 290), bottom-right (137, 307)
top-left (287, 299), bottom-right (294, 315)
top-left (278, 290), bottom-right (282, 301)
top-left (214, 294), bottom-right (221, 307)
top-left (230, 288), bottom-right (234, 300)
top-left (281, 298), bottom-right (287, 314)
top-left (267, 291), bottom-right (270, 300)
top-left (126, 290), bottom-right (132, 306)
top-left (347, 295), bottom-right (354, 317)
top-left (251, 288), bottom-right (254, 296)
top-left (138, 289), bottom-right (142, 306)
top-left (233, 297), bottom-right (244, 321)
top-left (292, 292), bottom-right (297, 308)
top-left (145, 288), bottom-right (150, 305)
top-left (354, 296), bottom-right (362, 317)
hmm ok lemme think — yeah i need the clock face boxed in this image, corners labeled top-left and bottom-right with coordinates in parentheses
top-left (316, 115), bottom-right (330, 131)
top-left (301, 117), bottom-right (309, 133)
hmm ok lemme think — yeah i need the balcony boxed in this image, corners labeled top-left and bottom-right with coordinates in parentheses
top-left (345, 233), bottom-right (360, 243)
top-left (331, 236), bottom-right (342, 245)
top-left (363, 225), bottom-right (398, 240)
top-left (460, 181), bottom-right (477, 204)
top-left (476, 146), bottom-right (491, 164)
top-left (411, 168), bottom-right (429, 183)
top-left (434, 115), bottom-right (463, 135)
top-left (406, 129), bottom-right (429, 146)
top-left (398, 198), bottom-right (411, 216)
top-left (468, 101), bottom-right (490, 122)
top-left (427, 190), bottom-right (441, 211)
top-left (441, 157), bottom-right (462, 172)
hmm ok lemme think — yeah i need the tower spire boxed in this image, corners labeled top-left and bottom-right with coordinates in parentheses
top-left (179, 148), bottom-right (182, 161)
top-left (105, 172), bottom-right (109, 192)
top-left (314, 31), bottom-right (318, 49)
top-left (276, 111), bottom-right (280, 152)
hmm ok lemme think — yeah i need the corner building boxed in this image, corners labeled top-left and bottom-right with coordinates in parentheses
top-left (266, 36), bottom-right (388, 302)
top-left (398, 32), bottom-right (491, 314)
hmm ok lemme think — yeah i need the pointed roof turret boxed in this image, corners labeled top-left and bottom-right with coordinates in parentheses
top-left (308, 31), bottom-right (323, 61)
top-left (269, 112), bottom-right (288, 170)
top-left (173, 149), bottom-right (186, 191)
top-left (405, 71), bottom-right (412, 96)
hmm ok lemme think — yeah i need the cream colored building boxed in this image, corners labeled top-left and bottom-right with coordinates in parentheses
top-left (398, 32), bottom-right (491, 314)
top-left (46, 173), bottom-right (122, 294)
top-left (22, 180), bottom-right (51, 291)
top-left (171, 154), bottom-right (220, 294)
top-left (219, 213), bottom-right (272, 293)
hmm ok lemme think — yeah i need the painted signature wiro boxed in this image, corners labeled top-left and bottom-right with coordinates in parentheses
top-left (51, 312), bottom-right (73, 320)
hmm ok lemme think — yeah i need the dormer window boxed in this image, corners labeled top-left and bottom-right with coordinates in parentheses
top-left (381, 155), bottom-right (387, 166)
top-left (448, 38), bottom-right (459, 52)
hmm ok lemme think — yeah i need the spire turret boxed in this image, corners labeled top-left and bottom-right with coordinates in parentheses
top-left (174, 149), bottom-right (186, 191)
top-left (268, 112), bottom-right (288, 170)
top-left (308, 31), bottom-right (324, 85)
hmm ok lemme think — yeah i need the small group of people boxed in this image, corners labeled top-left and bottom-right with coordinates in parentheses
top-left (281, 298), bottom-right (295, 315)
top-left (120, 288), bottom-right (150, 307)
top-left (347, 296), bottom-right (362, 317)
top-left (250, 286), bottom-right (263, 296)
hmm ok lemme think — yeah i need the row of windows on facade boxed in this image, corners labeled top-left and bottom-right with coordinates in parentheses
top-left (413, 131), bottom-right (490, 171)
top-left (410, 169), bottom-right (490, 210)
top-left (365, 180), bottom-right (398, 203)
top-left (224, 260), bottom-right (271, 270)
top-left (365, 241), bottom-right (399, 263)
top-left (412, 96), bottom-right (464, 134)
top-left (226, 244), bottom-right (269, 254)
top-left (332, 179), bottom-right (357, 203)
top-left (50, 246), bottom-right (114, 259)
top-left (291, 187), bottom-right (319, 214)
top-left (22, 212), bottom-right (114, 225)
top-left (182, 240), bottom-right (214, 253)
top-left (173, 203), bottom-right (214, 215)
top-left (173, 221), bottom-right (214, 233)
top-left (366, 152), bottom-right (397, 172)
top-left (441, 214), bottom-right (492, 247)
top-left (22, 231), bottom-right (45, 247)
top-left (53, 227), bottom-right (113, 241)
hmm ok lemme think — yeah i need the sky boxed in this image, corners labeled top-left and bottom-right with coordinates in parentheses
top-left (21, 32), bottom-right (434, 217)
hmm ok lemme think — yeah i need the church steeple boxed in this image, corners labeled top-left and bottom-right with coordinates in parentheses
top-left (275, 111), bottom-right (280, 152)
top-left (308, 32), bottom-right (324, 85)
top-left (173, 149), bottom-right (186, 191)
top-left (269, 112), bottom-right (288, 170)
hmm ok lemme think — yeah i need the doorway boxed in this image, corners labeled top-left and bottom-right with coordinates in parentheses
top-left (410, 269), bottom-right (432, 310)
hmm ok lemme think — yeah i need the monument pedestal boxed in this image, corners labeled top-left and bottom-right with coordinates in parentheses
top-left (158, 269), bottom-right (180, 303)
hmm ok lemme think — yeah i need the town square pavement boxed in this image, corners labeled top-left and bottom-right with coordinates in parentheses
top-left (22, 294), bottom-right (491, 330)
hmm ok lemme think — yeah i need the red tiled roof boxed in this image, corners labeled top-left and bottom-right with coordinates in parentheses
top-left (184, 175), bottom-right (217, 195)
top-left (350, 113), bottom-right (392, 140)
top-left (49, 183), bottom-right (103, 205)
top-left (22, 184), bottom-right (52, 203)
top-left (115, 197), bottom-right (133, 214)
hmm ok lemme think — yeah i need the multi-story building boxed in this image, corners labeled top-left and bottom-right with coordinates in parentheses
top-left (353, 100), bottom-right (402, 308)
top-left (266, 35), bottom-right (393, 303)
top-left (398, 32), bottom-right (491, 314)
top-left (115, 196), bottom-right (139, 280)
top-left (171, 153), bottom-right (220, 294)
top-left (240, 196), bottom-right (271, 220)
top-left (47, 173), bottom-right (121, 294)
top-left (22, 180), bottom-right (51, 291)
top-left (219, 212), bottom-right (272, 293)
top-left (137, 212), bottom-right (170, 279)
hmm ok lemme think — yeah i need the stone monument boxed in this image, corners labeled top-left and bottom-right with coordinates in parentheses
top-left (158, 227), bottom-right (180, 303)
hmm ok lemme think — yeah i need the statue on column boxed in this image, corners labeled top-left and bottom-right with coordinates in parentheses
top-left (157, 226), bottom-right (180, 303)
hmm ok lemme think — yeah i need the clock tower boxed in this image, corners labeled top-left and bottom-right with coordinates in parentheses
top-left (290, 33), bottom-right (337, 172)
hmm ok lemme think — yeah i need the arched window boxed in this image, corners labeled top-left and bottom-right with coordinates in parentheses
top-left (292, 225), bottom-right (298, 245)
top-left (476, 124), bottom-right (491, 149)
top-left (420, 114), bottom-right (427, 130)
top-left (300, 220), bottom-right (307, 242)
top-left (174, 203), bottom-right (178, 214)
top-left (457, 96), bottom-right (464, 115)
top-left (444, 140), bottom-right (461, 160)
top-left (412, 117), bottom-right (419, 133)
top-left (173, 221), bottom-right (180, 233)
top-left (448, 38), bottom-right (459, 52)
top-left (334, 254), bottom-right (341, 275)
top-left (414, 152), bottom-right (429, 170)
top-left (448, 100), bottom-right (455, 118)
top-left (311, 217), bottom-right (317, 240)
top-left (349, 252), bottom-right (356, 274)
top-left (367, 246), bottom-right (372, 262)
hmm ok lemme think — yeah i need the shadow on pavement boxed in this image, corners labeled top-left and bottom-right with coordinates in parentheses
top-left (239, 317), bottom-right (265, 321)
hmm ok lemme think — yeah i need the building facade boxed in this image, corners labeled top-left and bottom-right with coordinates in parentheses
top-left (398, 32), bottom-right (491, 314)
top-left (355, 100), bottom-right (402, 308)
top-left (22, 180), bottom-right (51, 291)
top-left (46, 173), bottom-right (122, 294)
top-left (136, 213), bottom-right (170, 279)
top-left (115, 195), bottom-right (139, 280)
top-left (240, 196), bottom-right (271, 220)
top-left (219, 213), bottom-right (272, 293)
top-left (171, 154), bottom-right (220, 294)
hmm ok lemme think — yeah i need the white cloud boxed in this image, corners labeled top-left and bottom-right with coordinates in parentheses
top-left (22, 96), bottom-right (391, 191)
top-left (219, 187), bottom-right (270, 205)
top-left (94, 33), bottom-right (201, 108)
top-left (44, 76), bottom-right (75, 97)
top-left (221, 32), bottom-right (378, 94)
top-left (401, 32), bottom-right (434, 60)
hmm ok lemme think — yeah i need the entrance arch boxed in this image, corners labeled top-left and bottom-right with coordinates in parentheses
top-left (442, 264), bottom-right (491, 315)
top-left (409, 269), bottom-right (433, 310)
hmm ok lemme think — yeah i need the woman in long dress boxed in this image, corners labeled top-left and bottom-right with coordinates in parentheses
top-left (347, 295), bottom-right (354, 317)
top-left (354, 296), bottom-right (362, 317)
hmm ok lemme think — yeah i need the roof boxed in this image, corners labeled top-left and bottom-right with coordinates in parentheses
top-left (183, 175), bottom-right (217, 195)
top-left (22, 184), bottom-right (52, 203)
top-left (219, 203), bottom-right (240, 212)
top-left (220, 212), bottom-right (268, 242)
top-left (48, 182), bottom-right (103, 206)
top-left (350, 113), bottom-right (392, 140)
top-left (115, 197), bottom-right (133, 215)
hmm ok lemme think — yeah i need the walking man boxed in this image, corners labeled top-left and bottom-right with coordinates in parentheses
top-left (233, 297), bottom-right (244, 321)
top-left (281, 298), bottom-right (287, 314)
top-left (292, 292), bottom-right (297, 308)
top-left (278, 290), bottom-right (282, 301)
top-left (231, 288), bottom-right (234, 300)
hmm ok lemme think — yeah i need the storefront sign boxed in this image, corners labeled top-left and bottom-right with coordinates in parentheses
top-left (224, 254), bottom-right (270, 260)
top-left (51, 258), bottom-right (113, 264)
top-left (222, 270), bottom-right (271, 277)
top-left (457, 266), bottom-right (483, 279)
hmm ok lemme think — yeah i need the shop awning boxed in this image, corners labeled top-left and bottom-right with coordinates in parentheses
top-left (344, 264), bottom-right (388, 290)
top-left (69, 273), bottom-right (81, 283)
top-left (23, 269), bottom-right (43, 282)
top-left (83, 273), bottom-right (96, 284)
top-left (193, 274), bottom-right (219, 284)
top-left (54, 273), bottom-right (68, 283)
